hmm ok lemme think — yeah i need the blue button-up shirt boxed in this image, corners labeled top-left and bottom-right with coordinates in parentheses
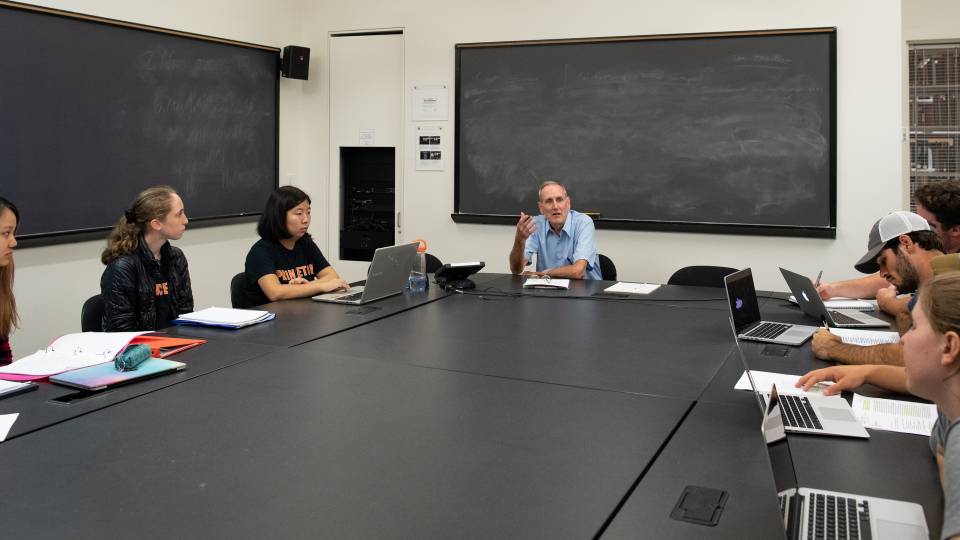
top-left (524, 210), bottom-right (601, 280)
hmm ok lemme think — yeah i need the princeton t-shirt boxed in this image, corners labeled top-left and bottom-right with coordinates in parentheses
top-left (243, 236), bottom-right (331, 307)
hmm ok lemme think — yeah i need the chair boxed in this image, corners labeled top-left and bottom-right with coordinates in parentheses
top-left (81, 294), bottom-right (105, 332)
top-left (597, 254), bottom-right (617, 281)
top-left (424, 253), bottom-right (443, 274)
top-left (230, 272), bottom-right (250, 309)
top-left (667, 265), bottom-right (738, 288)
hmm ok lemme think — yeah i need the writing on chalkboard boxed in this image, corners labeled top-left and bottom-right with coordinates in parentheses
top-left (455, 29), bottom-right (836, 237)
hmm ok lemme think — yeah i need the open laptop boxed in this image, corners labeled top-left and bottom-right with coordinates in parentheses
top-left (763, 388), bottom-right (927, 539)
top-left (724, 268), bottom-right (817, 346)
top-left (734, 336), bottom-right (869, 438)
top-left (312, 243), bottom-right (418, 305)
top-left (780, 267), bottom-right (888, 328)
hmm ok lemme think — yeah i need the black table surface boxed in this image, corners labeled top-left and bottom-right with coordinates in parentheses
top-left (298, 289), bottom-right (734, 400)
top-left (0, 347), bottom-right (692, 539)
top-left (602, 398), bottom-right (785, 539)
top-left (0, 337), bottom-right (280, 442)
top-left (163, 282), bottom-right (450, 347)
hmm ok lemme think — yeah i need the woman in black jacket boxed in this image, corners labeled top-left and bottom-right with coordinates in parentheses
top-left (100, 186), bottom-right (193, 331)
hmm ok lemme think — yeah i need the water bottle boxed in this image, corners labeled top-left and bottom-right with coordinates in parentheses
top-left (406, 238), bottom-right (428, 292)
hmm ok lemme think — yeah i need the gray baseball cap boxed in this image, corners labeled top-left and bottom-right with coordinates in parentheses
top-left (854, 211), bottom-right (931, 274)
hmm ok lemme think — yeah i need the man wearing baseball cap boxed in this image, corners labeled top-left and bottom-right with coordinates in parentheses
top-left (812, 210), bottom-right (943, 365)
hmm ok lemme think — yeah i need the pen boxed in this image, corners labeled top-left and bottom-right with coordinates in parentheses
top-left (814, 270), bottom-right (823, 288)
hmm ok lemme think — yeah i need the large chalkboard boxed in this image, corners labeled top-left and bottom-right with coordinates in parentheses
top-left (454, 29), bottom-right (836, 237)
top-left (0, 2), bottom-right (279, 240)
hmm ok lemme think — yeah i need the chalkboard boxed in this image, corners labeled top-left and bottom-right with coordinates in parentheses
top-left (0, 2), bottom-right (279, 240)
top-left (454, 29), bottom-right (836, 237)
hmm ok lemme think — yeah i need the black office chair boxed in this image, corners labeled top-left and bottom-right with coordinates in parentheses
top-left (230, 272), bottom-right (250, 309)
top-left (81, 294), bottom-right (105, 332)
top-left (424, 253), bottom-right (443, 274)
top-left (667, 265), bottom-right (738, 288)
top-left (597, 254), bottom-right (617, 281)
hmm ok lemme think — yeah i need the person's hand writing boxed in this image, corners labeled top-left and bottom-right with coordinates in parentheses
top-left (515, 212), bottom-right (536, 242)
top-left (811, 328), bottom-right (841, 360)
top-left (816, 280), bottom-right (836, 300)
top-left (795, 365), bottom-right (872, 396)
top-left (876, 284), bottom-right (899, 314)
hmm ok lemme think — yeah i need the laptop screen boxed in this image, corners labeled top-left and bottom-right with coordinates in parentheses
top-left (724, 268), bottom-right (762, 333)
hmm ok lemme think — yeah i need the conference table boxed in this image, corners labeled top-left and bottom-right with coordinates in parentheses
top-left (0, 274), bottom-right (942, 538)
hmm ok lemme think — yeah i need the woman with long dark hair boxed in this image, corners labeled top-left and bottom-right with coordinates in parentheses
top-left (0, 196), bottom-right (20, 366)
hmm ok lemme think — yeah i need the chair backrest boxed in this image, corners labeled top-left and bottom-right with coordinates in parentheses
top-left (598, 254), bottom-right (617, 281)
top-left (81, 294), bottom-right (105, 332)
top-left (230, 272), bottom-right (250, 309)
top-left (424, 253), bottom-right (443, 274)
top-left (667, 265), bottom-right (739, 288)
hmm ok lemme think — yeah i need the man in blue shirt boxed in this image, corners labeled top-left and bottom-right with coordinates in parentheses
top-left (509, 181), bottom-right (601, 279)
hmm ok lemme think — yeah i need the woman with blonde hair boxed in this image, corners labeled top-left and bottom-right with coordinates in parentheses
top-left (0, 196), bottom-right (20, 366)
top-left (100, 186), bottom-right (193, 331)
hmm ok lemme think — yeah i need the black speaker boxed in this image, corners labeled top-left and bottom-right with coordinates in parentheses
top-left (281, 45), bottom-right (310, 80)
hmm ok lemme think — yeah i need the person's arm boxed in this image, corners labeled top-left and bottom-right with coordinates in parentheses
top-left (540, 260), bottom-right (587, 279)
top-left (876, 284), bottom-right (911, 318)
top-left (173, 251), bottom-right (193, 315)
top-left (510, 213), bottom-right (536, 275)
top-left (257, 271), bottom-right (348, 302)
top-left (816, 273), bottom-right (888, 300)
top-left (795, 364), bottom-right (908, 396)
top-left (101, 260), bottom-right (140, 331)
top-left (811, 329), bottom-right (904, 366)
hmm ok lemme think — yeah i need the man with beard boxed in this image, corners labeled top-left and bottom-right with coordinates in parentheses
top-left (811, 211), bottom-right (943, 365)
top-left (509, 181), bottom-right (601, 279)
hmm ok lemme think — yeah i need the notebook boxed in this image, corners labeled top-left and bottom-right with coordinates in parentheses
top-left (313, 243), bottom-right (419, 305)
top-left (49, 358), bottom-right (186, 391)
top-left (780, 267), bottom-right (889, 328)
top-left (763, 387), bottom-right (927, 539)
top-left (724, 268), bottom-right (817, 346)
top-left (734, 337), bottom-right (868, 439)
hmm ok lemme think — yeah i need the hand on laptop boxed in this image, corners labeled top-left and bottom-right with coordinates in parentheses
top-left (796, 365), bottom-right (871, 396)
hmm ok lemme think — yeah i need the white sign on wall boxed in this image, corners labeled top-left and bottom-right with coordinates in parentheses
top-left (411, 84), bottom-right (448, 122)
top-left (416, 126), bottom-right (444, 171)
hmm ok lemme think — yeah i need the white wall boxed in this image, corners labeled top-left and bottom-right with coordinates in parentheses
top-left (301, 0), bottom-right (905, 290)
top-left (9, 0), bottom-right (915, 355)
top-left (9, 0), bottom-right (306, 354)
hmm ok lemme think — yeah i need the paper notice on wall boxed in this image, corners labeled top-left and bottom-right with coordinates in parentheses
top-left (359, 128), bottom-right (375, 146)
top-left (416, 126), bottom-right (444, 171)
top-left (411, 85), bottom-right (448, 121)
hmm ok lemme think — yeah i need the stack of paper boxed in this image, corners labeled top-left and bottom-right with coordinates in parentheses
top-left (789, 296), bottom-right (876, 311)
top-left (829, 328), bottom-right (900, 346)
top-left (523, 278), bottom-right (570, 289)
top-left (173, 307), bottom-right (275, 329)
top-left (0, 331), bottom-right (149, 381)
top-left (0, 413), bottom-right (18, 442)
top-left (850, 394), bottom-right (938, 436)
top-left (604, 282), bottom-right (660, 295)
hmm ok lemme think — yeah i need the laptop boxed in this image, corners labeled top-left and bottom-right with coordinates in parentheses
top-left (780, 268), bottom-right (889, 328)
top-left (763, 387), bottom-right (927, 539)
top-left (734, 337), bottom-right (869, 438)
top-left (312, 243), bottom-right (418, 305)
top-left (724, 268), bottom-right (817, 346)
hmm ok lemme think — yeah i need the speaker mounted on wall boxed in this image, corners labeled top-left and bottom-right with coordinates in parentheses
top-left (281, 45), bottom-right (310, 80)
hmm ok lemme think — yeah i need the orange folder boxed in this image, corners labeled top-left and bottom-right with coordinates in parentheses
top-left (130, 335), bottom-right (206, 358)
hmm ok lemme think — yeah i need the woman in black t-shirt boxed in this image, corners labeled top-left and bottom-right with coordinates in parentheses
top-left (242, 186), bottom-right (349, 307)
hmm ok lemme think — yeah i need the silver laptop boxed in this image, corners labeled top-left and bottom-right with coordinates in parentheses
top-left (734, 337), bottom-right (869, 439)
top-left (763, 388), bottom-right (927, 539)
top-left (724, 268), bottom-right (817, 346)
top-left (780, 268), bottom-right (889, 328)
top-left (312, 243), bottom-right (418, 305)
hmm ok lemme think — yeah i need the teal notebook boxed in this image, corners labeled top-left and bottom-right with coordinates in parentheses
top-left (49, 358), bottom-right (186, 391)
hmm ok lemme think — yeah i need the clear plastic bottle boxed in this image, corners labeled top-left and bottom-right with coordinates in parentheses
top-left (406, 239), bottom-right (428, 292)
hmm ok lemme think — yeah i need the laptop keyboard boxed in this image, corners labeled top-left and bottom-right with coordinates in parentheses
top-left (807, 493), bottom-right (869, 540)
top-left (335, 292), bottom-right (363, 302)
top-left (829, 311), bottom-right (863, 325)
top-left (779, 395), bottom-right (823, 430)
top-left (743, 322), bottom-right (790, 339)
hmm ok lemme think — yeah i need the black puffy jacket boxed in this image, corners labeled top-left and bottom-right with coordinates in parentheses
top-left (100, 239), bottom-right (193, 331)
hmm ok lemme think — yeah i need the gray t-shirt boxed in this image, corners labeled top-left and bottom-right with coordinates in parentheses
top-left (933, 410), bottom-right (950, 457)
top-left (942, 418), bottom-right (960, 539)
